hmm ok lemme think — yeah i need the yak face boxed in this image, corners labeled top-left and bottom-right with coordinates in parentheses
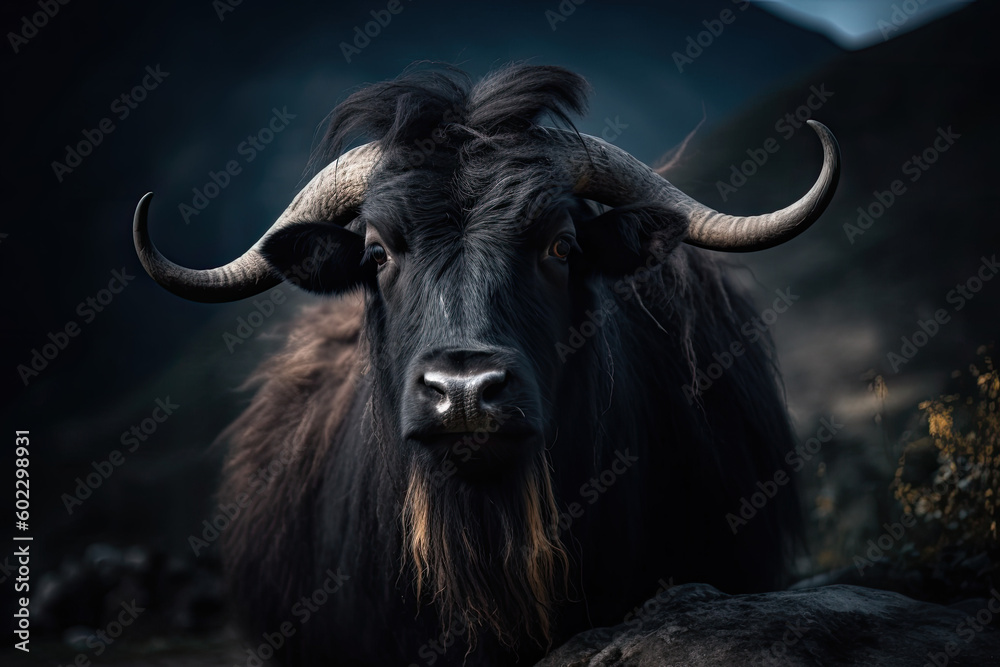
top-left (264, 144), bottom-right (617, 473)
top-left (363, 157), bottom-right (587, 477)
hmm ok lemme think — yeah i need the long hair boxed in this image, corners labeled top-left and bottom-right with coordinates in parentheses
top-left (216, 63), bottom-right (802, 664)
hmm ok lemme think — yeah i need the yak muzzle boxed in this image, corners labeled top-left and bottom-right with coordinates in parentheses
top-left (402, 348), bottom-right (541, 472)
top-left (421, 367), bottom-right (508, 431)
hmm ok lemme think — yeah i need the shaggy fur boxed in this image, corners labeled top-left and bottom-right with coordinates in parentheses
top-left (401, 450), bottom-right (568, 647)
top-left (218, 63), bottom-right (802, 666)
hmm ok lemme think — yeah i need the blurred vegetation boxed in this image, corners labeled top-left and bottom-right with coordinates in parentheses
top-left (893, 346), bottom-right (999, 559)
top-left (797, 345), bottom-right (999, 603)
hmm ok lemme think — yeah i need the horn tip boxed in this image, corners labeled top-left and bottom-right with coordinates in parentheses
top-left (136, 191), bottom-right (154, 211)
top-left (133, 192), bottom-right (156, 252)
top-left (134, 192), bottom-right (154, 220)
top-left (806, 120), bottom-right (838, 149)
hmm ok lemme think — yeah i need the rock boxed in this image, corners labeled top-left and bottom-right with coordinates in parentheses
top-left (62, 625), bottom-right (96, 652)
top-left (30, 543), bottom-right (229, 640)
top-left (537, 583), bottom-right (1000, 666)
top-left (123, 544), bottom-right (152, 573)
top-left (170, 570), bottom-right (226, 630)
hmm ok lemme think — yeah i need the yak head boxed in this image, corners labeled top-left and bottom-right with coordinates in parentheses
top-left (133, 64), bottom-right (838, 650)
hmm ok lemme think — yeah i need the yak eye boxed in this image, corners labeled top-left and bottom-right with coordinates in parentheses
top-left (365, 243), bottom-right (388, 267)
top-left (550, 236), bottom-right (574, 261)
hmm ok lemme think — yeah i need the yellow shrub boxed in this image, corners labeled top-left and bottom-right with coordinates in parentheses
top-left (892, 349), bottom-right (999, 556)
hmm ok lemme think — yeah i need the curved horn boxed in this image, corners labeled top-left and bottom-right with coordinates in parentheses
top-left (550, 120), bottom-right (840, 252)
top-left (134, 143), bottom-right (381, 303)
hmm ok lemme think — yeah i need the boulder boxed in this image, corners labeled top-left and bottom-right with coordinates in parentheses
top-left (537, 583), bottom-right (1000, 666)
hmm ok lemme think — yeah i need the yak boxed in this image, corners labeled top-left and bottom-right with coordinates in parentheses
top-left (132, 64), bottom-right (839, 665)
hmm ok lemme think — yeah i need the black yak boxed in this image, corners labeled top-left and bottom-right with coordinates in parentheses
top-left (133, 64), bottom-right (839, 665)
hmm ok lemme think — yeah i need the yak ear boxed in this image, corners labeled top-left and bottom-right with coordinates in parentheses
top-left (260, 222), bottom-right (374, 295)
top-left (576, 204), bottom-right (687, 277)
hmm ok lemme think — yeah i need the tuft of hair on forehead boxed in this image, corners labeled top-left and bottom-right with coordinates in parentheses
top-left (315, 62), bottom-right (591, 166)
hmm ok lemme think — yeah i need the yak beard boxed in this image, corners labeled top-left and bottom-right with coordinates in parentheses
top-left (401, 450), bottom-right (569, 651)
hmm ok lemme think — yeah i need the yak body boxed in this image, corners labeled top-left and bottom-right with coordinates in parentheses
top-left (220, 259), bottom-right (798, 666)
top-left (212, 65), bottom-right (802, 666)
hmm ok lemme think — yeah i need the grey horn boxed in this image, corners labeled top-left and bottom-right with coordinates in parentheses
top-left (133, 142), bottom-right (380, 303)
top-left (554, 119), bottom-right (840, 252)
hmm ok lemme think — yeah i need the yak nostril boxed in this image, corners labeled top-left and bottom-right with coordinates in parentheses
top-left (476, 370), bottom-right (507, 404)
top-left (422, 371), bottom-right (450, 396)
top-left (422, 371), bottom-right (454, 415)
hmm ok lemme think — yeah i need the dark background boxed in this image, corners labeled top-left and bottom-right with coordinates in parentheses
top-left (1, 0), bottom-right (997, 663)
